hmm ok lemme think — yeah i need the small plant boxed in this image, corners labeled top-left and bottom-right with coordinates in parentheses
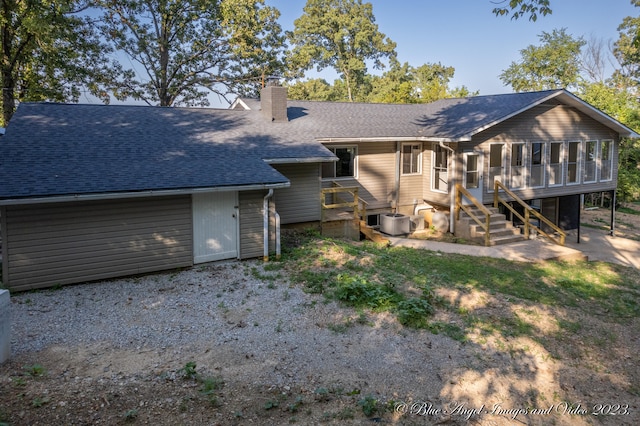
top-left (358, 394), bottom-right (379, 417)
top-left (264, 400), bottom-right (279, 410)
top-left (179, 361), bottom-right (198, 380)
top-left (200, 375), bottom-right (224, 406)
top-left (396, 297), bottom-right (434, 328)
top-left (287, 396), bottom-right (304, 413)
top-left (31, 396), bottom-right (50, 408)
top-left (124, 408), bottom-right (138, 421)
top-left (314, 387), bottom-right (331, 402)
top-left (275, 319), bottom-right (283, 333)
top-left (23, 364), bottom-right (46, 377)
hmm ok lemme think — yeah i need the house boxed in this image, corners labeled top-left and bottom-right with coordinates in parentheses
top-left (1, 87), bottom-right (636, 290)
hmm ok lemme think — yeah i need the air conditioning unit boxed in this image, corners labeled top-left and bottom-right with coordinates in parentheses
top-left (380, 213), bottom-right (410, 236)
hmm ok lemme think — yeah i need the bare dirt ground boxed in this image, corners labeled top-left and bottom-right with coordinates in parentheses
top-left (1, 204), bottom-right (639, 426)
top-left (580, 202), bottom-right (640, 241)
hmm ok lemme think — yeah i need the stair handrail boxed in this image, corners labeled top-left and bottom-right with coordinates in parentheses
top-left (455, 184), bottom-right (492, 246)
top-left (493, 181), bottom-right (566, 246)
top-left (320, 181), bottom-right (368, 222)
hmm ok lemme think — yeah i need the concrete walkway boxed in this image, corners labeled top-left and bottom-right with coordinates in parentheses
top-left (388, 228), bottom-right (639, 269)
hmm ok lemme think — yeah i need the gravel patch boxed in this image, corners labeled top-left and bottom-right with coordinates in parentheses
top-left (5, 258), bottom-right (635, 425)
top-left (9, 260), bottom-right (459, 396)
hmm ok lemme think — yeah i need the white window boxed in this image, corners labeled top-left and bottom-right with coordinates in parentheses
top-left (567, 141), bottom-right (580, 184)
top-left (322, 146), bottom-right (357, 179)
top-left (432, 144), bottom-right (448, 192)
top-left (510, 143), bottom-right (525, 189)
top-left (401, 143), bottom-right (422, 175)
top-left (549, 142), bottom-right (563, 186)
top-left (600, 140), bottom-right (613, 181)
top-left (584, 140), bottom-right (597, 183)
top-left (529, 142), bottom-right (545, 188)
top-left (488, 143), bottom-right (504, 191)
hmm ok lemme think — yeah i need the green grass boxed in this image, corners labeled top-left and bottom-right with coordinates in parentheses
top-left (282, 231), bottom-right (640, 343)
top-left (618, 206), bottom-right (640, 215)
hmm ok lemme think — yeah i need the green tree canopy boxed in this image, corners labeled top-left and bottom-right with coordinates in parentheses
top-left (0, 0), bottom-right (110, 125)
top-left (492, 0), bottom-right (552, 21)
top-left (287, 60), bottom-right (477, 104)
top-left (499, 28), bottom-right (585, 92)
top-left (97, 0), bottom-right (285, 106)
top-left (287, 0), bottom-right (396, 102)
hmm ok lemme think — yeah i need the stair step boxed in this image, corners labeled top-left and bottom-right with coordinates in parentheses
top-left (486, 234), bottom-right (526, 245)
top-left (468, 219), bottom-right (511, 231)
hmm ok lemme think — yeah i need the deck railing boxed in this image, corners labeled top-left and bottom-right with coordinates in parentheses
top-left (493, 181), bottom-right (566, 246)
top-left (320, 182), bottom-right (367, 223)
top-left (454, 184), bottom-right (493, 246)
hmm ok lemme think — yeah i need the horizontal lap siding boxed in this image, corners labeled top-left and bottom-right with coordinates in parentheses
top-left (239, 190), bottom-right (267, 259)
top-left (4, 196), bottom-right (193, 291)
top-left (356, 143), bottom-right (396, 209)
top-left (474, 104), bottom-right (620, 202)
top-left (273, 164), bottom-right (321, 224)
top-left (323, 142), bottom-right (396, 210)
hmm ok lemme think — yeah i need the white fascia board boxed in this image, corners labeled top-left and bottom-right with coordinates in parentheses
top-left (264, 157), bottom-right (337, 164)
top-left (318, 136), bottom-right (469, 143)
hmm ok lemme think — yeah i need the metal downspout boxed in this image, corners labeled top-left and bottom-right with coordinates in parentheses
top-left (263, 189), bottom-right (274, 261)
top-left (394, 142), bottom-right (401, 213)
top-left (438, 141), bottom-right (456, 234)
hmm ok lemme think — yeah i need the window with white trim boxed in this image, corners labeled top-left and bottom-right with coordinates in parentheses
top-left (510, 143), bottom-right (525, 188)
top-left (322, 146), bottom-right (357, 179)
top-left (488, 143), bottom-right (504, 191)
top-left (529, 142), bottom-right (545, 188)
top-left (401, 143), bottom-right (422, 175)
top-left (584, 140), bottom-right (597, 183)
top-left (600, 140), bottom-right (613, 181)
top-left (567, 141), bottom-right (580, 184)
top-left (549, 142), bottom-right (563, 186)
top-left (432, 144), bottom-right (448, 192)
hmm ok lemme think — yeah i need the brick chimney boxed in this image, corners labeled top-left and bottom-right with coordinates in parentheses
top-left (260, 82), bottom-right (288, 122)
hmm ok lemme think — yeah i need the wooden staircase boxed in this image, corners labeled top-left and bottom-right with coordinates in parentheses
top-left (456, 206), bottom-right (524, 246)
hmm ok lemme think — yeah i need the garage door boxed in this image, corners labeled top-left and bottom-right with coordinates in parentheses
top-left (192, 192), bottom-right (238, 263)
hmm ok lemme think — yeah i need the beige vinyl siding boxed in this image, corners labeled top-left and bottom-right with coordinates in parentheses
top-left (322, 142), bottom-right (397, 210)
top-left (3, 196), bottom-right (192, 291)
top-left (272, 163), bottom-right (321, 224)
top-left (473, 103), bottom-right (620, 203)
top-left (423, 142), bottom-right (458, 206)
top-left (238, 190), bottom-right (269, 259)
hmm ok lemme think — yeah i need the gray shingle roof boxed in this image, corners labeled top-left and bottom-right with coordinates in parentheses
top-left (0, 103), bottom-right (334, 200)
top-left (2, 89), bottom-right (634, 201)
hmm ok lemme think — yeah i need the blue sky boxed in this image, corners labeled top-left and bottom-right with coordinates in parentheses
top-left (266, 0), bottom-right (638, 95)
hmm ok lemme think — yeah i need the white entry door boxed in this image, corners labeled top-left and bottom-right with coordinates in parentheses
top-left (192, 192), bottom-right (238, 263)
top-left (463, 152), bottom-right (484, 203)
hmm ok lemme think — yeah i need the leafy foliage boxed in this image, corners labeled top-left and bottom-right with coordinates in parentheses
top-left (0, 0), bottom-right (111, 125)
top-left (500, 28), bottom-right (585, 92)
top-left (96, 0), bottom-right (285, 106)
top-left (492, 0), bottom-right (552, 22)
top-left (287, 0), bottom-right (396, 102)
top-left (287, 60), bottom-right (477, 104)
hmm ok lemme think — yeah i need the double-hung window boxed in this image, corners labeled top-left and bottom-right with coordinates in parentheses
top-left (432, 144), bottom-right (448, 192)
top-left (322, 146), bottom-right (357, 179)
top-left (510, 143), bottom-right (525, 188)
top-left (600, 140), bottom-right (613, 181)
top-left (488, 143), bottom-right (504, 190)
top-left (584, 140), bottom-right (597, 183)
top-left (567, 141), bottom-right (580, 184)
top-left (549, 142), bottom-right (563, 186)
top-left (529, 142), bottom-right (545, 188)
top-left (401, 143), bottom-right (422, 175)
